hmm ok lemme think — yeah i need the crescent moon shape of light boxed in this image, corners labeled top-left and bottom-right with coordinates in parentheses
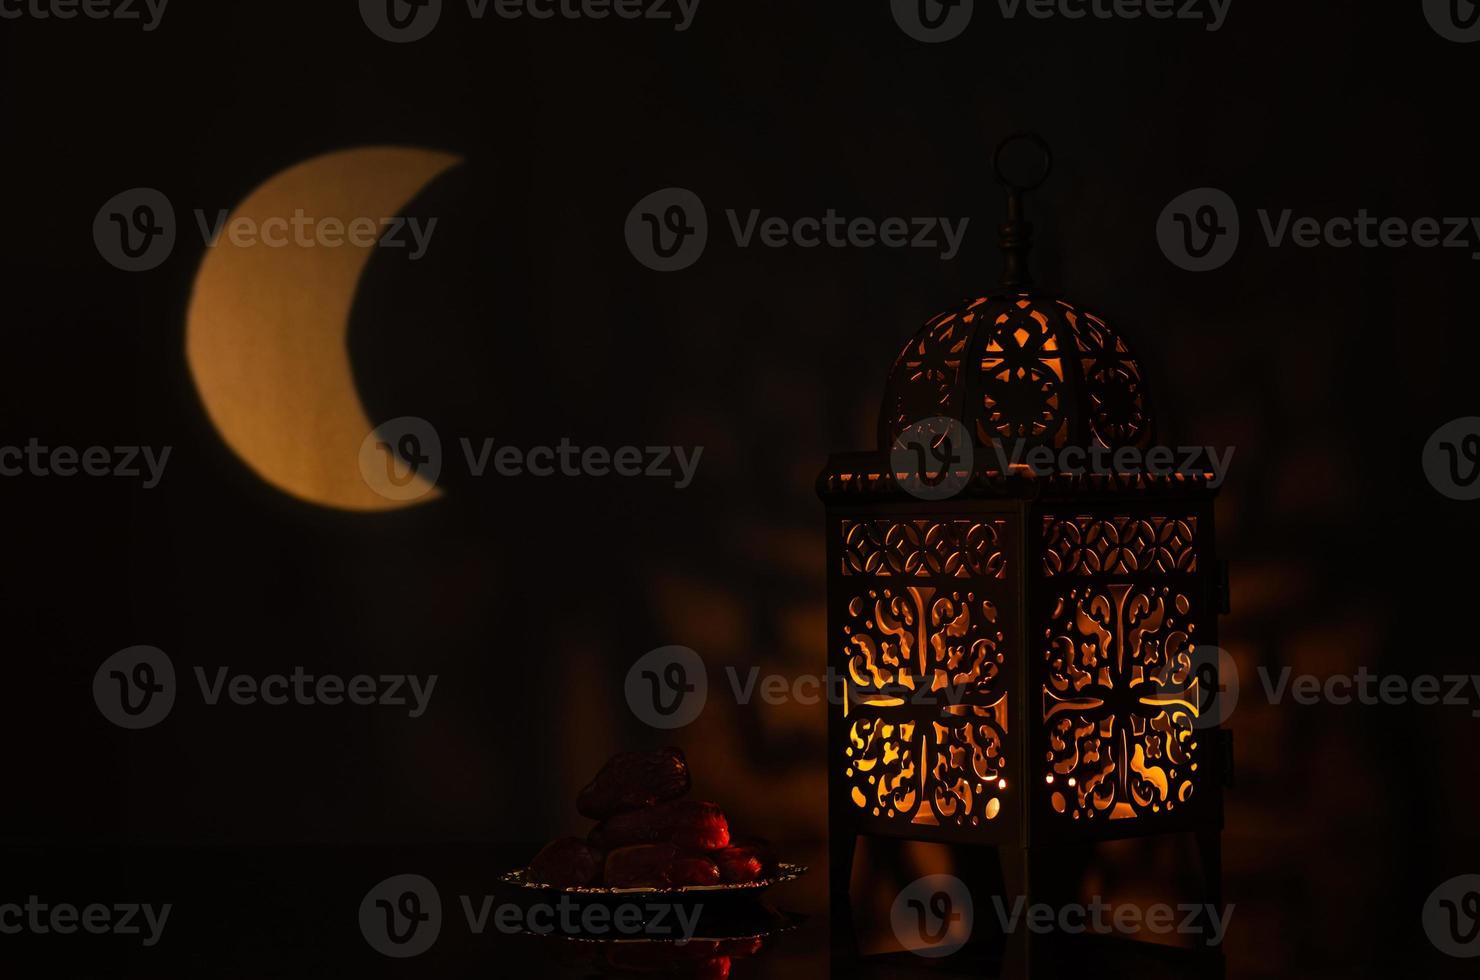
top-left (186, 147), bottom-right (462, 511)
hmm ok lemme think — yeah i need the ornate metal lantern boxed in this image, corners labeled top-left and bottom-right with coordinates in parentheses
top-left (819, 135), bottom-right (1228, 958)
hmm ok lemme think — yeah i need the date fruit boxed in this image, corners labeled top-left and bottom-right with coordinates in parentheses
top-left (577, 747), bottom-right (691, 820)
top-left (711, 846), bottom-right (765, 884)
top-left (668, 855), bottom-right (722, 887)
top-left (604, 843), bottom-right (679, 888)
top-left (589, 800), bottom-right (730, 852)
top-left (528, 837), bottom-right (603, 888)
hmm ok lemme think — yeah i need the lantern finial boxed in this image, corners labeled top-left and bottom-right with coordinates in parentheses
top-left (994, 132), bottom-right (1053, 289)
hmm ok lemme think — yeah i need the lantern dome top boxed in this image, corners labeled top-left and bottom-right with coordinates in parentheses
top-left (878, 289), bottom-right (1155, 453)
top-left (878, 133), bottom-right (1154, 455)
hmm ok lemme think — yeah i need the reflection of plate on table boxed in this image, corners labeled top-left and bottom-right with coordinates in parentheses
top-left (512, 909), bottom-right (807, 945)
top-left (497, 867), bottom-right (807, 959)
top-left (497, 862), bottom-right (807, 902)
top-left (507, 904), bottom-right (806, 978)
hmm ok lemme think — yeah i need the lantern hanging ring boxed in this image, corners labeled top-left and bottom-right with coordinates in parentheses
top-left (993, 131), bottom-right (1054, 192)
top-left (994, 132), bottom-right (1052, 288)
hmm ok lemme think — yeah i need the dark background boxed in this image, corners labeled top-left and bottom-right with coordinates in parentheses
top-left (3, 0), bottom-right (1478, 976)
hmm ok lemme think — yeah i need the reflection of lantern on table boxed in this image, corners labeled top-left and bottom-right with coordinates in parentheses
top-left (818, 135), bottom-right (1229, 958)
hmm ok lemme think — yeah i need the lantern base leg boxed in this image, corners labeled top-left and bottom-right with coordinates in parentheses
top-left (829, 829), bottom-right (857, 896)
top-left (1197, 828), bottom-right (1224, 949)
top-left (997, 846), bottom-right (1035, 979)
top-left (828, 831), bottom-right (859, 960)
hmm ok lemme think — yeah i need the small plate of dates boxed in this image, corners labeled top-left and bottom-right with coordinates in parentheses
top-left (501, 748), bottom-right (806, 899)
